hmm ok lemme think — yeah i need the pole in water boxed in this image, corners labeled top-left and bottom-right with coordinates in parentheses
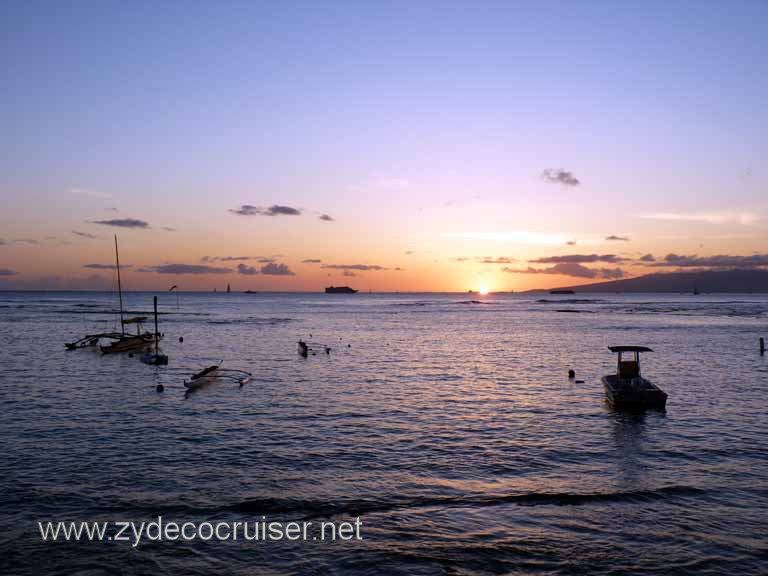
top-left (115, 234), bottom-right (125, 335)
top-left (761, 337), bottom-right (765, 355)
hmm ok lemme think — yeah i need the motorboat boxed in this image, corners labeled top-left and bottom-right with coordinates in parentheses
top-left (602, 346), bottom-right (667, 410)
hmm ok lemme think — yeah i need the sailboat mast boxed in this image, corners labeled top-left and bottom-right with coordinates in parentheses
top-left (153, 296), bottom-right (159, 354)
top-left (115, 234), bottom-right (125, 335)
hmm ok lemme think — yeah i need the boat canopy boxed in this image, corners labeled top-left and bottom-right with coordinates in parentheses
top-left (608, 346), bottom-right (653, 353)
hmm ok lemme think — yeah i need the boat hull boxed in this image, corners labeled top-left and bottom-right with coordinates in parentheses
top-left (602, 375), bottom-right (667, 410)
top-left (100, 333), bottom-right (157, 354)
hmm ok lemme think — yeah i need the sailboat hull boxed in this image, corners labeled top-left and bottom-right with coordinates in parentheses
top-left (100, 333), bottom-right (158, 354)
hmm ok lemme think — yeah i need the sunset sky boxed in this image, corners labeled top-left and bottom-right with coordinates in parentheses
top-left (1, 1), bottom-right (766, 292)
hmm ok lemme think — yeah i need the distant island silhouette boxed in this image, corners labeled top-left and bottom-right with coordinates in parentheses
top-left (530, 269), bottom-right (768, 293)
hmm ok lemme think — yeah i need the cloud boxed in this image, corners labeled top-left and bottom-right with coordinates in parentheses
top-left (343, 270), bottom-right (357, 277)
top-left (319, 214), bottom-right (334, 221)
top-left (0, 239), bottom-right (5, 246)
top-left (542, 169), bottom-right (580, 186)
top-left (652, 253), bottom-right (768, 268)
top-left (640, 211), bottom-right (759, 225)
top-left (203, 255), bottom-right (255, 262)
top-left (476, 257), bottom-right (516, 264)
top-left (145, 264), bottom-right (231, 274)
top-left (605, 235), bottom-right (630, 241)
top-left (321, 264), bottom-right (387, 271)
top-left (229, 204), bottom-right (302, 216)
top-left (14, 238), bottom-right (39, 245)
top-left (529, 254), bottom-right (626, 264)
top-left (0, 268), bottom-right (18, 276)
top-left (302, 259), bottom-right (322, 264)
top-left (261, 262), bottom-right (295, 276)
top-left (83, 263), bottom-right (132, 270)
top-left (161, 227), bottom-right (176, 232)
top-left (405, 251), bottom-right (414, 255)
top-left (70, 188), bottom-right (112, 199)
top-left (91, 218), bottom-right (149, 229)
top-left (237, 263), bottom-right (259, 275)
top-left (503, 262), bottom-right (624, 279)
top-left (72, 230), bottom-right (97, 239)
top-left (565, 241), bottom-right (576, 246)
top-left (442, 231), bottom-right (568, 245)
top-left (639, 253), bottom-right (655, 262)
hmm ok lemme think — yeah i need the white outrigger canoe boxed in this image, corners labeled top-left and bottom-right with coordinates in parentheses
top-left (183, 364), bottom-right (252, 390)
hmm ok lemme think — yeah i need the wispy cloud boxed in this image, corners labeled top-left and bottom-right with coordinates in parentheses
top-left (161, 227), bottom-right (176, 232)
top-left (0, 268), bottom-right (18, 276)
top-left (72, 230), bottom-right (97, 239)
top-left (442, 231), bottom-right (568, 246)
top-left (230, 204), bottom-right (302, 216)
top-left (237, 263), bottom-right (259, 275)
top-left (343, 270), bottom-right (356, 277)
top-left (302, 259), bottom-right (322, 264)
top-left (321, 264), bottom-right (388, 271)
top-left (83, 263), bottom-right (132, 270)
top-left (261, 262), bottom-right (295, 276)
top-left (203, 255), bottom-right (262, 262)
top-left (639, 253), bottom-right (655, 262)
top-left (529, 254), bottom-right (626, 264)
top-left (541, 169), bottom-right (580, 187)
top-left (453, 256), bottom-right (517, 264)
top-left (650, 253), bottom-right (768, 268)
top-left (70, 188), bottom-right (112, 199)
top-left (319, 214), bottom-right (334, 221)
top-left (235, 261), bottom-right (294, 275)
top-left (13, 238), bottom-right (39, 245)
top-left (503, 262), bottom-right (624, 279)
top-left (605, 235), bottom-right (630, 241)
top-left (143, 264), bottom-right (230, 274)
top-left (640, 211), bottom-right (759, 225)
top-left (91, 218), bottom-right (149, 229)
top-left (476, 256), bottom-right (516, 264)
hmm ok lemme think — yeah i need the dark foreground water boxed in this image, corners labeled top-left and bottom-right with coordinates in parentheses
top-left (1, 291), bottom-right (767, 575)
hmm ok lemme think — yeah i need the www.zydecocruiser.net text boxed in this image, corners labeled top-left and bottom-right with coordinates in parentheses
top-left (38, 517), bottom-right (364, 547)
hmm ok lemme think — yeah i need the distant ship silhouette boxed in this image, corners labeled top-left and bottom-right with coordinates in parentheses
top-left (325, 286), bottom-right (358, 294)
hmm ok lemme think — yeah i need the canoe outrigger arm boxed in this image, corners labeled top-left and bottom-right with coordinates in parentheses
top-left (184, 364), bottom-right (252, 389)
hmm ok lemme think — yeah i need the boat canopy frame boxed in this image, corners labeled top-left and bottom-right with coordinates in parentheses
top-left (608, 346), bottom-right (653, 380)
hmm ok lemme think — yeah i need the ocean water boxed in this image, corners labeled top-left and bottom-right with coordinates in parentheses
top-left (1, 291), bottom-right (767, 575)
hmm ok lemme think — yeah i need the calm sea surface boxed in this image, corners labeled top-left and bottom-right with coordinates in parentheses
top-left (1, 291), bottom-right (767, 575)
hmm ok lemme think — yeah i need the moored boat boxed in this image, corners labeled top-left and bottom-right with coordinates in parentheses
top-left (601, 346), bottom-right (667, 410)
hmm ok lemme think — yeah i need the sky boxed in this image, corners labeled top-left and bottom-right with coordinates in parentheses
top-left (1, 0), bottom-right (766, 292)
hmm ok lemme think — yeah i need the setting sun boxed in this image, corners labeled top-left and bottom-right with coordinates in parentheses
top-left (478, 286), bottom-right (490, 296)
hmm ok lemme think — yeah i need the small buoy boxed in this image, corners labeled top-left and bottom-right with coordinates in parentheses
top-left (575, 379), bottom-right (585, 384)
top-left (347, 344), bottom-right (351, 348)
top-left (568, 369), bottom-right (575, 379)
top-left (325, 347), bottom-right (331, 354)
top-left (156, 384), bottom-right (164, 393)
top-left (179, 336), bottom-right (184, 343)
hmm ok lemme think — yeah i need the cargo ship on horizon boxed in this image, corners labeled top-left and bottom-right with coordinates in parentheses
top-left (325, 286), bottom-right (358, 294)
